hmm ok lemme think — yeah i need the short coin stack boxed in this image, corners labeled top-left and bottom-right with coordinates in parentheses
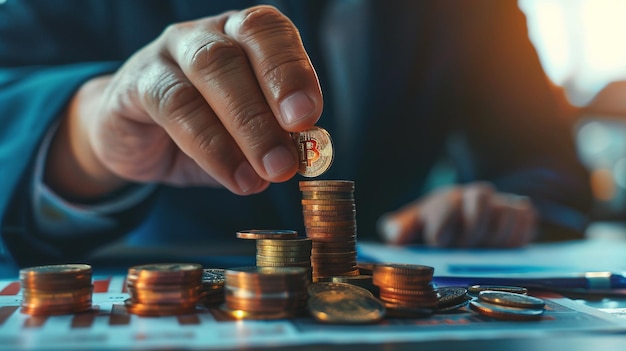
top-left (373, 264), bottom-right (438, 317)
top-left (223, 266), bottom-right (309, 320)
top-left (198, 268), bottom-right (225, 306)
top-left (20, 264), bottom-right (93, 316)
top-left (125, 263), bottom-right (202, 316)
top-left (299, 180), bottom-right (359, 281)
top-left (256, 238), bottom-right (313, 281)
top-left (469, 290), bottom-right (545, 321)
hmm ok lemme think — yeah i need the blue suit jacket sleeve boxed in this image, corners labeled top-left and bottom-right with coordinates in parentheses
top-left (0, 0), bottom-right (160, 267)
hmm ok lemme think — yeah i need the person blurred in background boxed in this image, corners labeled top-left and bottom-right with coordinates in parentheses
top-left (0, 0), bottom-right (591, 267)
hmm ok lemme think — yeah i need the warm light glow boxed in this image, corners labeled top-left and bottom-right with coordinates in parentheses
top-left (590, 168), bottom-right (616, 201)
top-left (520, 0), bottom-right (626, 105)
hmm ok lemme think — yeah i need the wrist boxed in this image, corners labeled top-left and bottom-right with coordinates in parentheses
top-left (44, 75), bottom-right (128, 200)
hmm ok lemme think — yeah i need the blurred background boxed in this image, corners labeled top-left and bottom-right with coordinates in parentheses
top-left (520, 0), bottom-right (626, 223)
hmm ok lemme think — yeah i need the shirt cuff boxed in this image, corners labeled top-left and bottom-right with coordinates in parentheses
top-left (31, 120), bottom-right (156, 238)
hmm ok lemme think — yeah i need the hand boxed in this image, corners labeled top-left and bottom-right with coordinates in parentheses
top-left (45, 6), bottom-right (323, 199)
top-left (378, 182), bottom-right (537, 248)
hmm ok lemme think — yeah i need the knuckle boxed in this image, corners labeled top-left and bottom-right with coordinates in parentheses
top-left (229, 100), bottom-right (273, 140)
top-left (188, 36), bottom-right (243, 76)
top-left (236, 6), bottom-right (291, 40)
top-left (149, 77), bottom-right (200, 119)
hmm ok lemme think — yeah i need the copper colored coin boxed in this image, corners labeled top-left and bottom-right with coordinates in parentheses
top-left (307, 282), bottom-right (373, 298)
top-left (383, 302), bottom-right (434, 318)
top-left (236, 229), bottom-right (298, 240)
top-left (220, 304), bottom-right (300, 320)
top-left (299, 180), bottom-right (354, 189)
top-left (292, 126), bottom-right (334, 177)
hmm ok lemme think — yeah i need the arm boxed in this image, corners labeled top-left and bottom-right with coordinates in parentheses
top-left (379, 0), bottom-right (591, 247)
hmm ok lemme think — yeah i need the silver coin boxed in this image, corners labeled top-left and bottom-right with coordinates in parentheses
top-left (478, 290), bottom-right (545, 309)
top-left (469, 300), bottom-right (544, 321)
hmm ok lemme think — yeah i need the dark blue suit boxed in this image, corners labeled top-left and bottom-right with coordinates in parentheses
top-left (0, 0), bottom-right (592, 267)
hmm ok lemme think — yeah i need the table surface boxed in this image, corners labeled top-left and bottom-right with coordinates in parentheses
top-left (1, 221), bottom-right (625, 350)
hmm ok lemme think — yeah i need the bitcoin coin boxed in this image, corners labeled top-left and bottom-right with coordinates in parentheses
top-left (236, 229), bottom-right (298, 240)
top-left (292, 126), bottom-right (334, 177)
top-left (469, 300), bottom-right (544, 321)
top-left (478, 291), bottom-right (545, 309)
top-left (308, 290), bottom-right (385, 324)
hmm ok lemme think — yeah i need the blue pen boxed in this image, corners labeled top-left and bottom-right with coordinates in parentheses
top-left (432, 272), bottom-right (626, 291)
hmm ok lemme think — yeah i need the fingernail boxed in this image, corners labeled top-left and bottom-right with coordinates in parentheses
top-left (378, 216), bottom-right (402, 244)
top-left (262, 145), bottom-right (295, 177)
top-left (235, 161), bottom-right (261, 193)
top-left (279, 91), bottom-right (315, 126)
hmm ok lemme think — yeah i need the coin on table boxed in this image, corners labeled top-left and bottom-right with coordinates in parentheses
top-left (469, 300), bottom-right (544, 321)
top-left (478, 290), bottom-right (545, 309)
top-left (467, 285), bottom-right (528, 296)
top-left (292, 126), bottom-right (334, 177)
top-left (309, 290), bottom-right (385, 324)
top-left (307, 282), bottom-right (374, 298)
top-left (236, 229), bottom-right (299, 240)
top-left (436, 287), bottom-right (470, 312)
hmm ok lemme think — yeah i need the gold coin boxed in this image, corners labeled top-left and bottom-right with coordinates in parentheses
top-left (307, 282), bottom-right (373, 298)
top-left (236, 229), bottom-right (298, 240)
top-left (292, 126), bottom-right (334, 177)
top-left (308, 290), bottom-right (385, 324)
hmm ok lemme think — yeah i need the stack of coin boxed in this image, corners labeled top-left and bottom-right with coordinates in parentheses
top-left (199, 268), bottom-right (225, 306)
top-left (20, 264), bottom-right (93, 316)
top-left (125, 263), bottom-right (203, 316)
top-left (373, 264), bottom-right (438, 317)
top-left (223, 266), bottom-right (309, 319)
top-left (469, 290), bottom-right (545, 321)
top-left (299, 180), bottom-right (359, 281)
top-left (256, 238), bottom-right (313, 281)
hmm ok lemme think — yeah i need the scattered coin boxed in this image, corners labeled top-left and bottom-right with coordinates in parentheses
top-left (292, 126), bottom-right (334, 177)
top-left (469, 300), bottom-right (544, 321)
top-left (478, 291), bottom-right (545, 309)
top-left (309, 290), bottom-right (385, 324)
top-left (436, 287), bottom-right (470, 313)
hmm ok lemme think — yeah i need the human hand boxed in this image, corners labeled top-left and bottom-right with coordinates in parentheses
top-left (378, 182), bottom-right (537, 248)
top-left (45, 6), bottom-right (322, 199)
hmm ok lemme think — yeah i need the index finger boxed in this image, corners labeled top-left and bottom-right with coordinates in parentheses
top-left (224, 6), bottom-right (323, 130)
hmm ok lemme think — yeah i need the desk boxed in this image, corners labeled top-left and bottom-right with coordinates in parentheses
top-left (1, 223), bottom-right (626, 350)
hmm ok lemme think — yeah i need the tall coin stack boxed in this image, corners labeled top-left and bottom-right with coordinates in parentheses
top-left (125, 263), bottom-right (202, 316)
top-left (256, 238), bottom-right (313, 282)
top-left (299, 180), bottom-right (359, 281)
top-left (373, 264), bottom-right (438, 317)
top-left (223, 266), bottom-right (309, 319)
top-left (20, 264), bottom-right (93, 316)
